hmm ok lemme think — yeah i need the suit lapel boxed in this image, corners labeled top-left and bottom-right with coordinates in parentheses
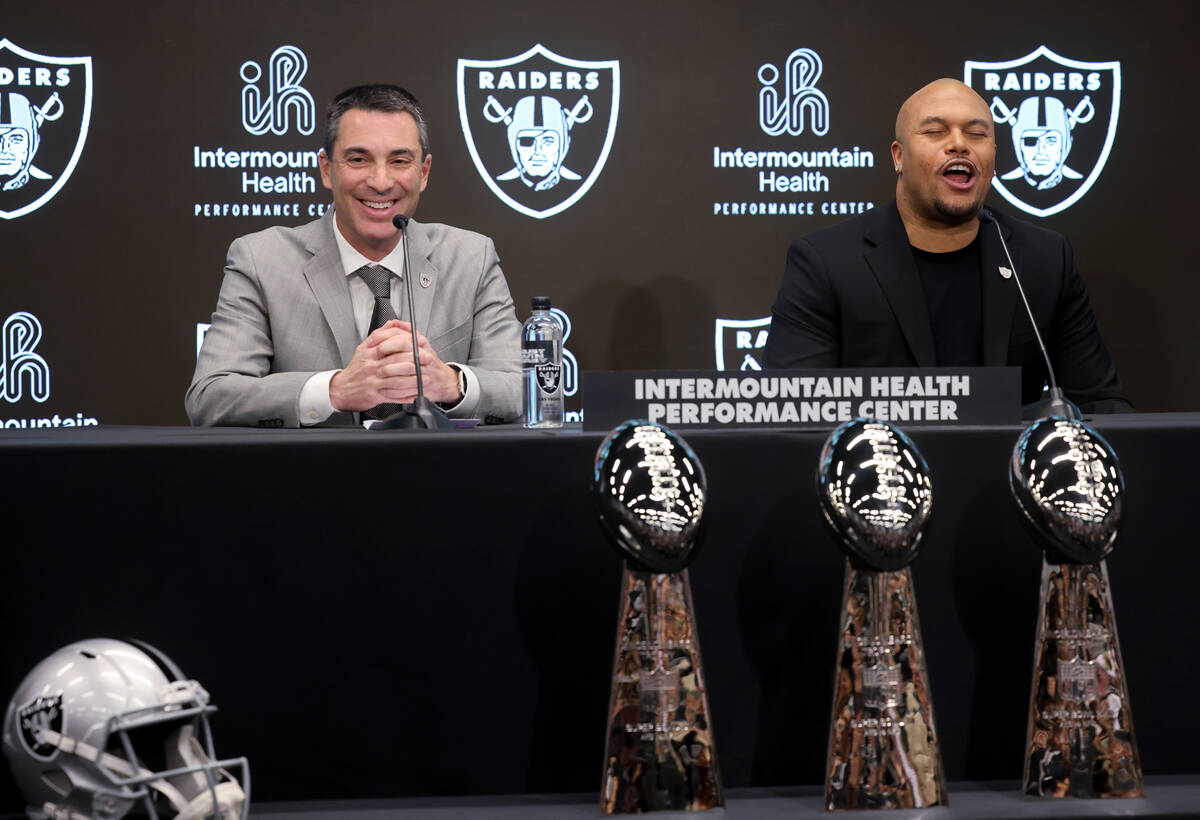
top-left (404, 220), bottom-right (438, 335)
top-left (863, 204), bottom-right (937, 366)
top-left (979, 214), bottom-right (1019, 366)
top-left (303, 212), bottom-right (359, 365)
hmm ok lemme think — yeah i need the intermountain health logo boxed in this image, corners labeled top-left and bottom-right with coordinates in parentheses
top-left (0, 39), bottom-right (92, 219)
top-left (965, 46), bottom-right (1120, 217)
top-left (549, 307), bottom-right (578, 398)
top-left (458, 44), bottom-right (620, 219)
top-left (240, 44), bottom-right (315, 136)
top-left (712, 47), bottom-right (876, 218)
top-left (192, 44), bottom-right (324, 220)
top-left (0, 311), bottom-right (97, 428)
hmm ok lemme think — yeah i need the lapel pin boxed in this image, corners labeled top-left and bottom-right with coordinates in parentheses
top-left (999, 266), bottom-right (1013, 280)
top-left (420, 272), bottom-right (432, 288)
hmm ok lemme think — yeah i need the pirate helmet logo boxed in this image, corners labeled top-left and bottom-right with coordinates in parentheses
top-left (995, 95), bottom-right (1093, 191)
top-left (486, 94), bottom-right (593, 192)
top-left (458, 44), bottom-right (619, 219)
top-left (0, 40), bottom-right (93, 219)
top-left (18, 693), bottom-right (64, 761)
top-left (964, 46), bottom-right (1119, 218)
top-left (0, 91), bottom-right (64, 190)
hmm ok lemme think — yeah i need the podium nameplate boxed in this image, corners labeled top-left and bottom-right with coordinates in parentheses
top-left (582, 368), bottom-right (1019, 431)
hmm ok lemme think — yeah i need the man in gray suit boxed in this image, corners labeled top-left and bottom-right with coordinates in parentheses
top-left (187, 85), bottom-right (522, 427)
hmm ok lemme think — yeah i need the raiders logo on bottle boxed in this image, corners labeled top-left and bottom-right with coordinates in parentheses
top-left (536, 362), bottom-right (561, 394)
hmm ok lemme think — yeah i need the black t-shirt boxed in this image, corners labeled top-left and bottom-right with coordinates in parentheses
top-left (911, 239), bottom-right (983, 367)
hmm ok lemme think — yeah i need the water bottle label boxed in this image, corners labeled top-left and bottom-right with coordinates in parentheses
top-left (535, 362), bottom-right (561, 395)
top-left (521, 340), bottom-right (553, 366)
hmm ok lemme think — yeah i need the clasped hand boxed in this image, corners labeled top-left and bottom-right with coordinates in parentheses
top-left (329, 320), bottom-right (461, 411)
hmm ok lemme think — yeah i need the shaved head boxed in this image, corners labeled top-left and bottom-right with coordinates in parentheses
top-left (895, 79), bottom-right (990, 143)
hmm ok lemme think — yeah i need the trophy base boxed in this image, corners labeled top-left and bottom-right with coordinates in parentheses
top-left (825, 562), bottom-right (947, 811)
top-left (1023, 558), bottom-right (1144, 799)
top-left (601, 567), bottom-right (723, 813)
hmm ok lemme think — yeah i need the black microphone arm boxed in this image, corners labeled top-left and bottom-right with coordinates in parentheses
top-left (977, 208), bottom-right (1080, 420)
top-left (370, 213), bottom-right (452, 430)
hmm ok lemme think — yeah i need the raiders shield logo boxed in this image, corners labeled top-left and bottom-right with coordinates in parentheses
top-left (18, 693), bottom-right (63, 760)
top-left (536, 361), bottom-right (561, 394)
top-left (964, 46), bottom-right (1119, 218)
top-left (457, 44), bottom-right (620, 219)
top-left (714, 316), bottom-right (770, 371)
top-left (0, 40), bottom-right (92, 219)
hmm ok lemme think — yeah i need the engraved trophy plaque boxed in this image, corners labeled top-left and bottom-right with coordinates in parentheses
top-left (1010, 417), bottom-right (1143, 799)
top-left (593, 421), bottom-right (722, 813)
top-left (817, 419), bottom-right (946, 810)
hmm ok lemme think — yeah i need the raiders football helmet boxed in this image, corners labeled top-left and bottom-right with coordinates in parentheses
top-left (2, 639), bottom-right (248, 820)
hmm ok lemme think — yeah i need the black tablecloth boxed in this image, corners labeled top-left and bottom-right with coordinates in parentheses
top-left (0, 415), bottom-right (1196, 806)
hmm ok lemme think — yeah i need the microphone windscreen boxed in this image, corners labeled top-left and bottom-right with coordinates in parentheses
top-left (977, 208), bottom-right (995, 224)
top-left (392, 214), bottom-right (410, 230)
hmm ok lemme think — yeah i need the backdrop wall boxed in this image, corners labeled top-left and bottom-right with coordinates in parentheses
top-left (1, 0), bottom-right (1195, 428)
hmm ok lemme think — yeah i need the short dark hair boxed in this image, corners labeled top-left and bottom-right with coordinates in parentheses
top-left (323, 84), bottom-right (430, 158)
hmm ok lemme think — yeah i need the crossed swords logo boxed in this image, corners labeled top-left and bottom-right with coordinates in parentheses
top-left (481, 93), bottom-right (593, 191)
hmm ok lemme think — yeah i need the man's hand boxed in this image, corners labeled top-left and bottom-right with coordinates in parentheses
top-left (329, 320), bottom-right (464, 411)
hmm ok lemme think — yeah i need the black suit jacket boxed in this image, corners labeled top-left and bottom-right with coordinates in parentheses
top-left (764, 200), bottom-right (1131, 413)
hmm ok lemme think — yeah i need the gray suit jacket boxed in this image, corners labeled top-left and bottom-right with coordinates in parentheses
top-left (186, 211), bottom-right (522, 427)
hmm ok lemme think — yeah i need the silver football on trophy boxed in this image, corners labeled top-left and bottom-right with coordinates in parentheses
top-left (817, 418), bottom-right (933, 572)
top-left (592, 420), bottom-right (707, 573)
top-left (1010, 417), bottom-right (1123, 564)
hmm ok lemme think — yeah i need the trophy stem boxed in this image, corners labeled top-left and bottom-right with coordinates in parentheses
top-left (825, 561), bottom-right (946, 811)
top-left (1023, 558), bottom-right (1143, 798)
top-left (601, 566), bottom-right (723, 813)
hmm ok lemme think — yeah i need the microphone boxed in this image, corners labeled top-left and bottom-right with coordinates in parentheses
top-left (978, 208), bottom-right (1080, 420)
top-left (370, 214), bottom-right (451, 430)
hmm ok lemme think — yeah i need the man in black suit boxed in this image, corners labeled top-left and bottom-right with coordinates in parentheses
top-left (764, 78), bottom-right (1130, 413)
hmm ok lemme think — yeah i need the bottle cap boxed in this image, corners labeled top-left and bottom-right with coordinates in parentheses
top-left (531, 296), bottom-right (551, 311)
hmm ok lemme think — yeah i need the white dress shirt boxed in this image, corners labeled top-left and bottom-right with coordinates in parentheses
top-left (297, 221), bottom-right (476, 425)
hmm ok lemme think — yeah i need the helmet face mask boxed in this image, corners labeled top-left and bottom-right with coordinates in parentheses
top-left (4, 640), bottom-right (249, 820)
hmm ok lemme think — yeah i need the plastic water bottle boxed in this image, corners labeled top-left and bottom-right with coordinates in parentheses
top-left (523, 296), bottom-right (564, 428)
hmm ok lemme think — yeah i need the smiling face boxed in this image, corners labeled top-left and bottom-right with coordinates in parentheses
top-left (892, 79), bottom-right (996, 226)
top-left (318, 108), bottom-right (431, 260)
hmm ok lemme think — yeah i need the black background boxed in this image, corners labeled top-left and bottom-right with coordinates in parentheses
top-left (0, 1), bottom-right (1197, 426)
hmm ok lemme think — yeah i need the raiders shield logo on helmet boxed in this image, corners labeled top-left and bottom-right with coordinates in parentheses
top-left (964, 46), bottom-right (1119, 218)
top-left (0, 40), bottom-right (92, 219)
top-left (17, 693), bottom-right (63, 760)
top-left (457, 44), bottom-right (620, 219)
top-left (714, 316), bottom-right (770, 371)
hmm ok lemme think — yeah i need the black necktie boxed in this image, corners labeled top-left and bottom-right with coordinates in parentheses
top-left (356, 265), bottom-right (400, 420)
top-left (357, 264), bottom-right (398, 331)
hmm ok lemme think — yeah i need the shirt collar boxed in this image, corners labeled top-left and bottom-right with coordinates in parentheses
top-left (330, 214), bottom-right (407, 279)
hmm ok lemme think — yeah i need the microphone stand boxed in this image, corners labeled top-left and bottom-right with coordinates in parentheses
top-left (371, 214), bottom-right (453, 431)
top-left (979, 209), bottom-right (1081, 421)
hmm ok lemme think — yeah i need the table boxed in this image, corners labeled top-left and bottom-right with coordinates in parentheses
top-left (0, 415), bottom-right (1196, 808)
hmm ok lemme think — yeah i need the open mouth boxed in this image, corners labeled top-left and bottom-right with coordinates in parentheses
top-left (360, 199), bottom-right (395, 211)
top-left (942, 161), bottom-right (977, 190)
